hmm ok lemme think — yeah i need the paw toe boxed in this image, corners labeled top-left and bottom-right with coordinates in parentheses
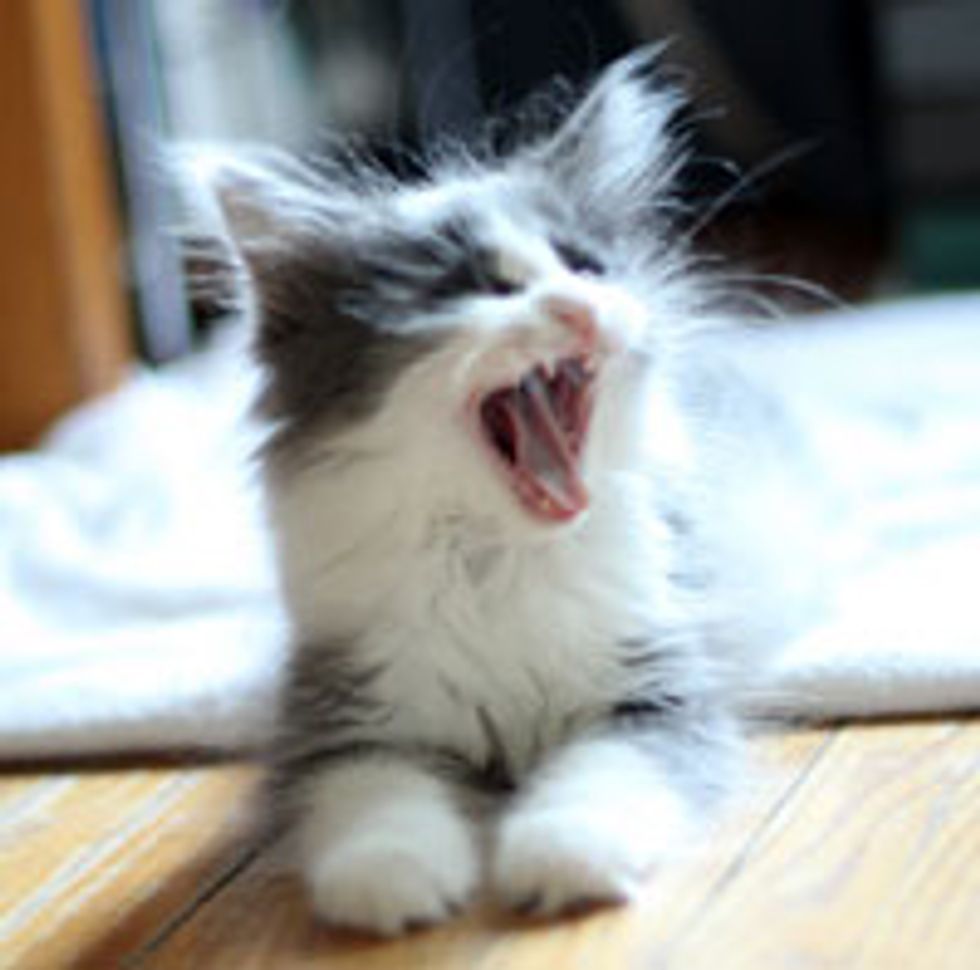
top-left (494, 813), bottom-right (645, 918)
top-left (308, 844), bottom-right (474, 936)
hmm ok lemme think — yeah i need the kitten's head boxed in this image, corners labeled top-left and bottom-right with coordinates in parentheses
top-left (200, 50), bottom-right (701, 536)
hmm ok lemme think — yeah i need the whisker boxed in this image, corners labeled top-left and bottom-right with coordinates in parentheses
top-left (722, 288), bottom-right (792, 321)
top-left (681, 139), bottom-right (820, 244)
top-left (709, 270), bottom-right (847, 313)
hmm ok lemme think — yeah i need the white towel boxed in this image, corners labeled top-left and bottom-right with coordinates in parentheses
top-left (2, 297), bottom-right (979, 758)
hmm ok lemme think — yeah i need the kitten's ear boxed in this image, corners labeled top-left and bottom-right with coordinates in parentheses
top-left (178, 145), bottom-right (339, 263)
top-left (531, 46), bottom-right (684, 226)
top-left (176, 146), bottom-right (364, 354)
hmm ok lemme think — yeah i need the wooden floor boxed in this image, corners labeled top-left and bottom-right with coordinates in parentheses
top-left (2, 719), bottom-right (978, 970)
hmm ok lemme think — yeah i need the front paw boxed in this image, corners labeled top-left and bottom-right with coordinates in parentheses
top-left (492, 807), bottom-right (651, 918)
top-left (306, 835), bottom-right (477, 936)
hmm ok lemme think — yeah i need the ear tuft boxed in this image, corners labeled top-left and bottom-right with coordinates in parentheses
top-left (175, 144), bottom-right (335, 255)
top-left (529, 45), bottom-right (685, 227)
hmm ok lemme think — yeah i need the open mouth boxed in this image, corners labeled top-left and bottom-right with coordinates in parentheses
top-left (478, 356), bottom-right (596, 522)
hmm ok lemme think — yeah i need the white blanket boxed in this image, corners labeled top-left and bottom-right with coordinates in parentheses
top-left (2, 297), bottom-right (980, 758)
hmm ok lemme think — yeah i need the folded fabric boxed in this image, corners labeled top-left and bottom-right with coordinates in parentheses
top-left (2, 297), bottom-right (979, 757)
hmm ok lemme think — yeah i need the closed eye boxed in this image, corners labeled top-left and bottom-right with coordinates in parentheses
top-left (429, 250), bottom-right (521, 301)
top-left (553, 240), bottom-right (605, 276)
top-left (474, 263), bottom-right (522, 297)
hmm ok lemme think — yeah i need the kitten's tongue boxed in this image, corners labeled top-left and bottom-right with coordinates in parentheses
top-left (481, 364), bottom-right (591, 522)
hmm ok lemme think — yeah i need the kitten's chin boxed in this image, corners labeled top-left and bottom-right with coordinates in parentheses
top-left (476, 355), bottom-right (596, 524)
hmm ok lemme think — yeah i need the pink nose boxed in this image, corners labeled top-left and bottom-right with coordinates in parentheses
top-left (542, 295), bottom-right (599, 349)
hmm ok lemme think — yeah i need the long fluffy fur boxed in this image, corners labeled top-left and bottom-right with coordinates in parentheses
top-left (199, 49), bottom-right (788, 934)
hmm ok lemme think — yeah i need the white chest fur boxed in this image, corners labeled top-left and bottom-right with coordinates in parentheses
top-left (271, 450), bottom-right (683, 773)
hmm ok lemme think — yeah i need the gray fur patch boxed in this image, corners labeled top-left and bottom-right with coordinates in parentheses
top-left (250, 231), bottom-right (445, 455)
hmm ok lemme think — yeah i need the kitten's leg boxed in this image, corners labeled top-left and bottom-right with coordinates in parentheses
top-left (492, 724), bottom-right (734, 917)
top-left (295, 757), bottom-right (479, 935)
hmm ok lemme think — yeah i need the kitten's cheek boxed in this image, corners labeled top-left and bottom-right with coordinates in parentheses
top-left (607, 303), bottom-right (650, 356)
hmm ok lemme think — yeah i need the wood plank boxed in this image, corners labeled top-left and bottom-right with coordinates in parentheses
top-left (665, 720), bottom-right (980, 970)
top-left (6, 722), bottom-right (974, 969)
top-left (0, 764), bottom-right (257, 969)
top-left (133, 730), bottom-right (831, 969)
top-left (0, 0), bottom-right (132, 451)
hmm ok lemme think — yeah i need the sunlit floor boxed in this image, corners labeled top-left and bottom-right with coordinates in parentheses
top-left (2, 718), bottom-right (978, 969)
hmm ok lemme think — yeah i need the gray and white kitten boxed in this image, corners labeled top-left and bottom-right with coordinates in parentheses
top-left (203, 51), bottom-right (809, 934)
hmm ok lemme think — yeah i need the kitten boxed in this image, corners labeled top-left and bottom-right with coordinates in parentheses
top-left (201, 49), bottom-right (789, 935)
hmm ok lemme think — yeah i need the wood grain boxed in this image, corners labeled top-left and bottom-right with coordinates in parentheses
top-left (0, 765), bottom-right (257, 969)
top-left (0, 0), bottom-right (132, 451)
top-left (664, 720), bottom-right (980, 970)
top-left (2, 721), bottom-right (976, 969)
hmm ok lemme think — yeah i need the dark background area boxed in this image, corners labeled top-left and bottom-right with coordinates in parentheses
top-left (88, 0), bottom-right (980, 360)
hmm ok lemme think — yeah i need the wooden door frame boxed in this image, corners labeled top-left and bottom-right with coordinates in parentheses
top-left (0, 0), bottom-right (132, 450)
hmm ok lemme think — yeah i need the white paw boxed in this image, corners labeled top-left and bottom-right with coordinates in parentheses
top-left (492, 807), bottom-right (652, 917)
top-left (306, 834), bottom-right (477, 936)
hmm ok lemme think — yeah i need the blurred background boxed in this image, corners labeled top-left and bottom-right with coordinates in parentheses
top-left (2, 0), bottom-right (978, 450)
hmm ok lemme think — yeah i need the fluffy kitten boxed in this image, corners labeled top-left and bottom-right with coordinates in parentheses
top-left (203, 50), bottom-right (788, 935)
